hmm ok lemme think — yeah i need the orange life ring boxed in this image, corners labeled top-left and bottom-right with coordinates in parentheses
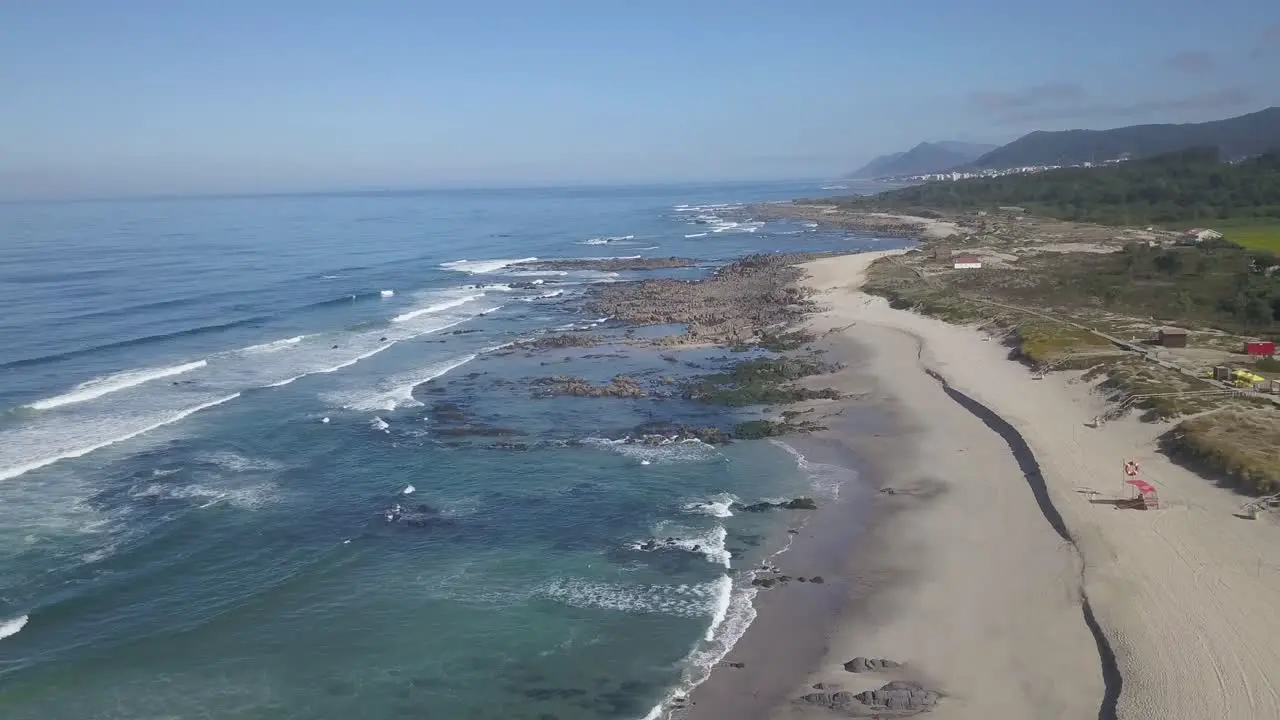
top-left (1124, 461), bottom-right (1140, 477)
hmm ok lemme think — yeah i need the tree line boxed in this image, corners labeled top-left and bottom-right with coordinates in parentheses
top-left (846, 147), bottom-right (1280, 226)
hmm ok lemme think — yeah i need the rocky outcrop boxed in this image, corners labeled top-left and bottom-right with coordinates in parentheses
top-left (736, 497), bottom-right (818, 512)
top-left (798, 680), bottom-right (939, 717)
top-left (590, 253), bottom-right (823, 348)
top-left (532, 375), bottom-right (647, 398)
top-left (515, 334), bottom-right (604, 351)
top-left (383, 502), bottom-right (444, 527)
top-left (625, 421), bottom-right (733, 445)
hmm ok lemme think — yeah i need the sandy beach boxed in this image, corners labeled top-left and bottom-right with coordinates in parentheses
top-left (687, 248), bottom-right (1280, 719)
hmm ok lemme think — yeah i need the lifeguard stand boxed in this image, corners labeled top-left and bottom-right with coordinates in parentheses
top-left (1120, 460), bottom-right (1160, 510)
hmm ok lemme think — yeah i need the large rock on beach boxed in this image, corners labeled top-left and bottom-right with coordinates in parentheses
top-left (843, 656), bottom-right (903, 673)
top-left (798, 680), bottom-right (939, 717)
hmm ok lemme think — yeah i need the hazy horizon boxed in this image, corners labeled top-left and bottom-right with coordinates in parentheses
top-left (4, 0), bottom-right (1279, 201)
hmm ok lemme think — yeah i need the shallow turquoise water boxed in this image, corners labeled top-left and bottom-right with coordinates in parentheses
top-left (0, 181), bottom-right (899, 719)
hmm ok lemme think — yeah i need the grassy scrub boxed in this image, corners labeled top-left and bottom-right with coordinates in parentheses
top-left (1166, 408), bottom-right (1280, 493)
top-left (1217, 220), bottom-right (1280, 253)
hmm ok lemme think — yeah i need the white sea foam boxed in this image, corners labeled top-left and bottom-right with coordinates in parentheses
top-left (683, 493), bottom-right (735, 518)
top-left (518, 289), bottom-right (565, 302)
top-left (196, 451), bottom-right (284, 473)
top-left (440, 257), bottom-right (538, 274)
top-left (578, 235), bottom-right (635, 245)
top-left (25, 360), bottom-right (209, 411)
top-left (769, 439), bottom-right (855, 500)
top-left (371, 417), bottom-right (390, 432)
top-left (241, 336), bottom-right (304, 354)
top-left (539, 577), bottom-right (725, 618)
top-left (583, 436), bottom-right (720, 464)
top-left (380, 289), bottom-right (395, 298)
top-left (328, 353), bottom-right (478, 412)
top-left (132, 480), bottom-right (279, 510)
top-left (684, 232), bottom-right (708, 238)
top-left (391, 293), bottom-right (484, 323)
top-left (632, 525), bottom-right (730, 568)
top-left (0, 285), bottom-right (495, 483)
top-left (0, 615), bottom-right (28, 641)
top-left (638, 578), bottom-right (756, 720)
top-left (674, 203), bottom-right (741, 213)
top-left (0, 393), bottom-right (241, 483)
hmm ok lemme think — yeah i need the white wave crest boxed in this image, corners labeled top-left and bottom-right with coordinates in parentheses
top-left (329, 354), bottom-right (477, 412)
top-left (631, 524), bottom-right (730, 568)
top-left (683, 493), bottom-right (735, 518)
top-left (25, 360), bottom-right (209, 411)
top-left (391, 293), bottom-right (484, 323)
top-left (0, 393), bottom-right (241, 483)
top-left (240, 336), bottom-right (304, 354)
top-left (0, 615), bottom-right (28, 641)
top-left (440, 257), bottom-right (537, 274)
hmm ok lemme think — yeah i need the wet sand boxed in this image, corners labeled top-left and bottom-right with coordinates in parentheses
top-left (686, 250), bottom-right (1106, 719)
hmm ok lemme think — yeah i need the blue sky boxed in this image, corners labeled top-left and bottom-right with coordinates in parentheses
top-left (3, 0), bottom-right (1278, 200)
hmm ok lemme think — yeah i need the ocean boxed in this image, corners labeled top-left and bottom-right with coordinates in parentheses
top-left (0, 180), bottom-right (898, 719)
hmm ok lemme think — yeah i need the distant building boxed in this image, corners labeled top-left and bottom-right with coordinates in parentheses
top-left (1157, 327), bottom-right (1189, 348)
top-left (953, 255), bottom-right (982, 269)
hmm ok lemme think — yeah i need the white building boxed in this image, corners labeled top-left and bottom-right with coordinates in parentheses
top-left (1183, 228), bottom-right (1224, 243)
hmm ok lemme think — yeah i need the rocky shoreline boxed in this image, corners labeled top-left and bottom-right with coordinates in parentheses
top-left (589, 252), bottom-right (827, 348)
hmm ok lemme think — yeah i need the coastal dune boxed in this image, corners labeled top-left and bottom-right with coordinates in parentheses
top-left (788, 250), bottom-right (1280, 719)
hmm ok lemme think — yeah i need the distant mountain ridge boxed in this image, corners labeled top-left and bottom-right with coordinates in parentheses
top-left (847, 141), bottom-right (996, 179)
top-left (966, 107), bottom-right (1280, 169)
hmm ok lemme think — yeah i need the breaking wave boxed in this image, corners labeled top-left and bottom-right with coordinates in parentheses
top-left (683, 493), bottom-right (735, 518)
top-left (440, 258), bottom-right (538, 274)
top-left (24, 360), bottom-right (209, 411)
top-left (0, 615), bottom-right (28, 641)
